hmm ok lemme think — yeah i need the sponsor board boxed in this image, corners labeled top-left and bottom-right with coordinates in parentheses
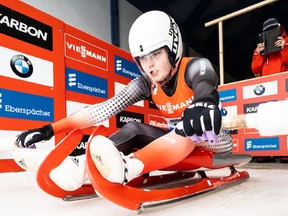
top-left (114, 55), bottom-right (141, 79)
top-left (114, 82), bottom-right (144, 107)
top-left (69, 134), bottom-right (90, 156)
top-left (245, 137), bottom-right (279, 151)
top-left (0, 4), bottom-right (53, 50)
top-left (222, 105), bottom-right (237, 117)
top-left (0, 46), bottom-right (53, 87)
top-left (0, 129), bottom-right (55, 159)
top-left (65, 33), bottom-right (108, 70)
top-left (116, 110), bottom-right (144, 128)
top-left (149, 99), bottom-right (158, 110)
top-left (232, 139), bottom-right (239, 152)
top-left (243, 101), bottom-right (271, 135)
top-left (243, 102), bottom-right (262, 114)
top-left (219, 88), bottom-right (237, 102)
top-left (222, 105), bottom-right (238, 134)
top-left (242, 80), bottom-right (278, 99)
top-left (66, 100), bottom-right (109, 127)
top-left (66, 67), bottom-right (108, 98)
top-left (0, 88), bottom-right (54, 122)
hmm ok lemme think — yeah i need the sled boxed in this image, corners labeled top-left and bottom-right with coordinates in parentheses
top-left (35, 124), bottom-right (251, 210)
top-left (36, 125), bottom-right (109, 200)
top-left (86, 126), bottom-right (252, 212)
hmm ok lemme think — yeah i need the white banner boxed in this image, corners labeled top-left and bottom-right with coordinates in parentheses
top-left (0, 46), bottom-right (53, 87)
top-left (242, 80), bottom-right (278, 99)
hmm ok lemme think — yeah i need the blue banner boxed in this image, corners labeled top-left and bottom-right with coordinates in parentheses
top-left (0, 88), bottom-right (54, 122)
top-left (219, 88), bottom-right (237, 102)
top-left (114, 55), bottom-right (142, 79)
top-left (245, 137), bottom-right (279, 151)
top-left (66, 67), bottom-right (108, 98)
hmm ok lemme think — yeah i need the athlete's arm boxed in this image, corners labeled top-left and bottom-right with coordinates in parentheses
top-left (184, 57), bottom-right (219, 103)
top-left (16, 77), bottom-right (151, 148)
top-left (177, 57), bottom-right (221, 144)
top-left (55, 76), bottom-right (151, 132)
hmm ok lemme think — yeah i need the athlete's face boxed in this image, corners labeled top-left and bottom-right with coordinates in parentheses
top-left (138, 47), bottom-right (173, 83)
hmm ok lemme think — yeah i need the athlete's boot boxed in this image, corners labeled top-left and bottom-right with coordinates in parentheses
top-left (13, 148), bottom-right (49, 172)
top-left (13, 148), bottom-right (88, 191)
top-left (89, 135), bottom-right (144, 184)
top-left (49, 154), bottom-right (89, 191)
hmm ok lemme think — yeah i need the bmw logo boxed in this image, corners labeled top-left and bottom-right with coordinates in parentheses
top-left (254, 84), bottom-right (265, 95)
top-left (221, 108), bottom-right (228, 116)
top-left (10, 54), bottom-right (33, 78)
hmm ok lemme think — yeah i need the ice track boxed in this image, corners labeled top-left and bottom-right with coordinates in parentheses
top-left (1, 163), bottom-right (288, 216)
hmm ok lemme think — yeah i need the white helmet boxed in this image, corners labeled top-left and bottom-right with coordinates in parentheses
top-left (129, 10), bottom-right (183, 68)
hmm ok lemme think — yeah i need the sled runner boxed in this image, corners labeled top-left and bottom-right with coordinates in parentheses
top-left (85, 126), bottom-right (252, 212)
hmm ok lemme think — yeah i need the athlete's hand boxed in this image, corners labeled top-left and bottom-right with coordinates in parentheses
top-left (15, 125), bottom-right (54, 148)
top-left (179, 101), bottom-right (222, 144)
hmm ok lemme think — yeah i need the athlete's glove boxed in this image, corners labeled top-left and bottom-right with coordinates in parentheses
top-left (176, 98), bottom-right (222, 144)
top-left (15, 124), bottom-right (54, 148)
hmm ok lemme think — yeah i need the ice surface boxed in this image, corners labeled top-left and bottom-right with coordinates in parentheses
top-left (0, 164), bottom-right (288, 216)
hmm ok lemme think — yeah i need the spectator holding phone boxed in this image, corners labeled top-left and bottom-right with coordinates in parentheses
top-left (251, 18), bottom-right (288, 163)
top-left (251, 18), bottom-right (288, 77)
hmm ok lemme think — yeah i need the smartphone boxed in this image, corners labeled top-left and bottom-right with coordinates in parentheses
top-left (258, 33), bottom-right (264, 55)
top-left (258, 33), bottom-right (264, 43)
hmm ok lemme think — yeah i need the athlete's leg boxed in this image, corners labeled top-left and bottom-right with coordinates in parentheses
top-left (90, 129), bottom-right (195, 183)
top-left (109, 121), bottom-right (169, 154)
top-left (134, 130), bottom-right (195, 173)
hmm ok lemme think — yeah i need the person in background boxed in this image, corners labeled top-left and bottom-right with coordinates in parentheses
top-left (251, 18), bottom-right (288, 77)
top-left (251, 18), bottom-right (288, 163)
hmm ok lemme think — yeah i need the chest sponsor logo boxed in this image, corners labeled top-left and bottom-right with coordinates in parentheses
top-left (115, 55), bottom-right (141, 79)
top-left (245, 137), bottom-right (279, 151)
top-left (148, 115), bottom-right (169, 130)
top-left (65, 34), bottom-right (108, 70)
top-left (219, 89), bottom-right (237, 102)
top-left (116, 111), bottom-right (144, 128)
top-left (0, 88), bottom-right (54, 122)
top-left (0, 4), bottom-right (53, 50)
top-left (242, 80), bottom-right (278, 99)
top-left (66, 67), bottom-right (108, 98)
top-left (156, 96), bottom-right (193, 114)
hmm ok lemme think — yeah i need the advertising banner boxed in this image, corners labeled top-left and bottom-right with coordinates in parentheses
top-left (219, 72), bottom-right (288, 156)
top-left (0, 1), bottom-right (64, 172)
